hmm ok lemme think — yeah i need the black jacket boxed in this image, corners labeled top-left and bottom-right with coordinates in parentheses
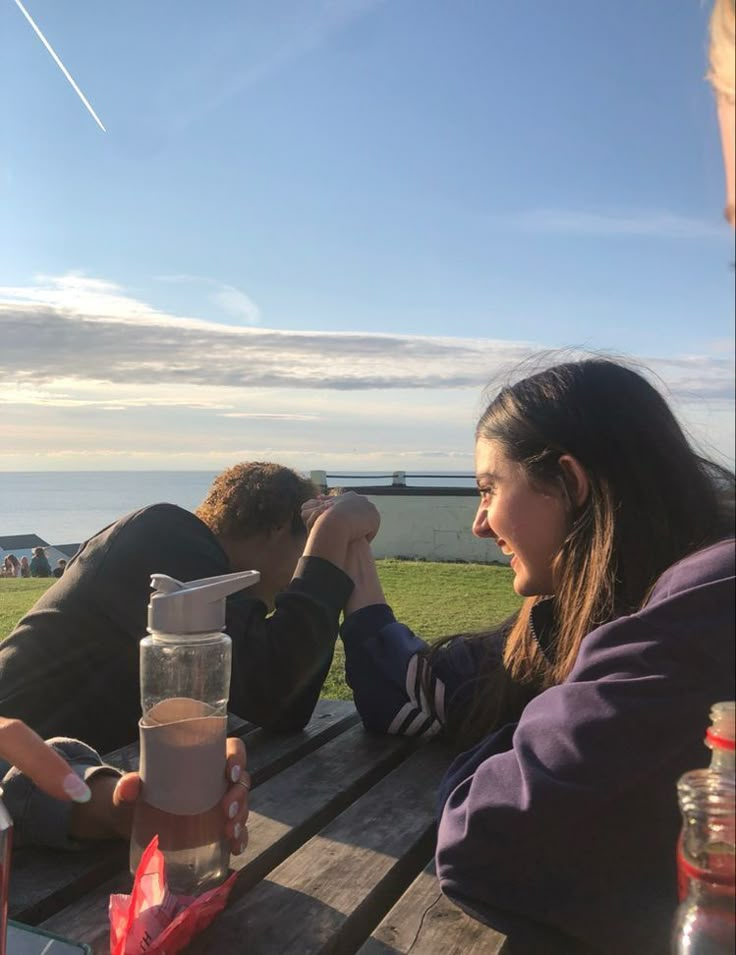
top-left (0, 504), bottom-right (353, 754)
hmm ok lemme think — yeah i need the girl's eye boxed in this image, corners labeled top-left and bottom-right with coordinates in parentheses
top-left (478, 486), bottom-right (495, 501)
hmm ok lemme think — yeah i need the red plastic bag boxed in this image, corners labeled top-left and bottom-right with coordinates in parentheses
top-left (109, 836), bottom-right (237, 954)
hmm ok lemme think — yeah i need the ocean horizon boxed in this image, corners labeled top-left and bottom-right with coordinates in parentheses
top-left (0, 469), bottom-right (476, 546)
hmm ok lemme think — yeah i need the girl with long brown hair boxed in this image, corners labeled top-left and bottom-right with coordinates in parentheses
top-left (323, 357), bottom-right (734, 954)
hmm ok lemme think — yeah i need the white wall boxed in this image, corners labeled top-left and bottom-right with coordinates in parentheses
top-left (364, 494), bottom-right (507, 563)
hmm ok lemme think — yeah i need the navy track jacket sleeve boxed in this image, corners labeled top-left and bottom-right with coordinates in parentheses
top-left (340, 604), bottom-right (499, 738)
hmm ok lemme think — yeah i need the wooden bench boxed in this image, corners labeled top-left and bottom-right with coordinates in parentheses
top-left (9, 699), bottom-right (513, 953)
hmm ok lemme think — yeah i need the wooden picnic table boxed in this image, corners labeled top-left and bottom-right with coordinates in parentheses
top-left (8, 699), bottom-right (511, 954)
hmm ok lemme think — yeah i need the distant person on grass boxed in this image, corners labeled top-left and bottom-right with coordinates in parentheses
top-left (52, 558), bottom-right (67, 578)
top-left (306, 358), bottom-right (735, 955)
top-left (19, 556), bottom-right (30, 578)
top-left (29, 546), bottom-right (51, 578)
top-left (0, 462), bottom-right (378, 754)
top-left (2, 555), bottom-right (20, 578)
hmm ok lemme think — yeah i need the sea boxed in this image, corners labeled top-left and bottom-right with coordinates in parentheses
top-left (0, 470), bottom-right (476, 546)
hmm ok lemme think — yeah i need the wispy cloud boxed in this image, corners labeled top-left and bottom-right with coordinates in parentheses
top-left (507, 209), bottom-right (726, 240)
top-left (157, 274), bottom-right (261, 324)
top-left (221, 412), bottom-right (321, 420)
top-left (0, 274), bottom-right (535, 393)
top-left (0, 273), bottom-right (733, 470)
top-left (152, 0), bottom-right (387, 139)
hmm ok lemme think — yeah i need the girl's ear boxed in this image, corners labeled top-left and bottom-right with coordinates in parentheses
top-left (558, 454), bottom-right (590, 508)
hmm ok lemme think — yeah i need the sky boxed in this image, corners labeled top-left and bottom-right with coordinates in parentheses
top-left (1, 0), bottom-right (734, 473)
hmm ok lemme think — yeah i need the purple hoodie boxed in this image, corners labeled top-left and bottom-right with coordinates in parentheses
top-left (341, 539), bottom-right (735, 954)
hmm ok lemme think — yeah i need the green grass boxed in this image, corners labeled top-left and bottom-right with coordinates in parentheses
top-left (1, 562), bottom-right (521, 701)
top-left (0, 578), bottom-right (54, 636)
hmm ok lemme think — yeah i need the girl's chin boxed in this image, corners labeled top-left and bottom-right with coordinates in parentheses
top-left (511, 567), bottom-right (544, 598)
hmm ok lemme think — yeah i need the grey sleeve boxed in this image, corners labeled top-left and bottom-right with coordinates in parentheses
top-left (0, 737), bottom-right (122, 850)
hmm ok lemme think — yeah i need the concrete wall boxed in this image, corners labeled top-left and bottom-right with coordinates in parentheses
top-left (362, 493), bottom-right (507, 564)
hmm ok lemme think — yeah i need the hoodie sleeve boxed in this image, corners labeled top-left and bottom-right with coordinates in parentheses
top-left (1, 738), bottom-right (121, 850)
top-left (340, 604), bottom-right (496, 738)
top-left (226, 556), bottom-right (354, 732)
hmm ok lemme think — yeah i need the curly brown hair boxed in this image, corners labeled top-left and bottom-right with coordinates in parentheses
top-left (196, 462), bottom-right (316, 539)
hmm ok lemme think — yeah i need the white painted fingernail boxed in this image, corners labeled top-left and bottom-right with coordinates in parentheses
top-left (233, 822), bottom-right (242, 840)
top-left (230, 764), bottom-right (241, 783)
top-left (228, 801), bottom-right (238, 819)
top-left (63, 773), bottom-right (91, 803)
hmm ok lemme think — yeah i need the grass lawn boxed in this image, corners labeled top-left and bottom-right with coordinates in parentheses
top-left (0, 578), bottom-right (54, 636)
top-left (0, 561), bottom-right (521, 701)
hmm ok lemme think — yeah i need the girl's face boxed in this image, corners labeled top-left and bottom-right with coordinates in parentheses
top-left (473, 438), bottom-right (570, 596)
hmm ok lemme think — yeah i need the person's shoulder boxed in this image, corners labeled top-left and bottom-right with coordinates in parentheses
top-left (78, 504), bottom-right (213, 563)
top-left (650, 538), bottom-right (735, 602)
top-left (574, 540), bottom-right (735, 667)
top-left (108, 503), bottom-right (208, 537)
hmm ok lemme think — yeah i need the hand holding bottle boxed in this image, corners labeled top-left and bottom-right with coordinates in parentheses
top-left (70, 737), bottom-right (250, 853)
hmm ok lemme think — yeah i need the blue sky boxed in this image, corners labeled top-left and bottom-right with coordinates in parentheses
top-left (1, 0), bottom-right (733, 472)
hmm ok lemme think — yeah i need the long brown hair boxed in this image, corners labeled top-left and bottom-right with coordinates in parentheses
top-left (437, 358), bottom-right (734, 748)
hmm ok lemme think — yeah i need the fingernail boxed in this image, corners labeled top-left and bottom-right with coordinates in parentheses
top-left (233, 822), bottom-right (242, 840)
top-left (236, 839), bottom-right (246, 855)
top-left (63, 773), bottom-right (91, 803)
top-left (228, 801), bottom-right (238, 819)
top-left (230, 764), bottom-right (241, 783)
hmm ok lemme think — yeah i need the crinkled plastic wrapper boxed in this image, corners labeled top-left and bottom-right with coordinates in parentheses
top-left (109, 836), bottom-right (237, 954)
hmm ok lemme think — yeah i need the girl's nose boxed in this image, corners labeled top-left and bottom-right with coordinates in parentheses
top-left (472, 503), bottom-right (495, 540)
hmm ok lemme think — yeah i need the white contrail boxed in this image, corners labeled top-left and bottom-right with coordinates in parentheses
top-left (13, 0), bottom-right (106, 132)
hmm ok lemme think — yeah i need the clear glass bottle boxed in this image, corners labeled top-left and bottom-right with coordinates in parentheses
top-left (678, 703), bottom-right (736, 902)
top-left (705, 702), bottom-right (735, 776)
top-left (130, 570), bottom-right (259, 896)
top-left (672, 702), bottom-right (736, 955)
top-left (0, 794), bottom-right (12, 955)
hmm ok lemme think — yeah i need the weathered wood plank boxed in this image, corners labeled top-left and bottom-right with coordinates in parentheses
top-left (40, 723), bottom-right (419, 953)
top-left (8, 844), bottom-right (128, 934)
top-left (357, 861), bottom-right (507, 954)
top-left (10, 699), bottom-right (357, 926)
top-left (246, 699), bottom-right (360, 786)
top-left (186, 742), bottom-right (452, 955)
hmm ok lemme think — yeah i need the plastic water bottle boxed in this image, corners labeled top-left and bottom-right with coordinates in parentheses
top-left (672, 702), bottom-right (736, 954)
top-left (130, 569), bottom-right (259, 896)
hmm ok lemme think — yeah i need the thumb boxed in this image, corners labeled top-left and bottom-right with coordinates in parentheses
top-left (113, 772), bottom-right (142, 807)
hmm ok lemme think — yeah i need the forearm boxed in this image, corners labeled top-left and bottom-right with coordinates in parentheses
top-left (344, 538), bottom-right (387, 615)
top-left (227, 557), bottom-right (353, 730)
top-left (302, 511), bottom-right (350, 570)
top-left (69, 772), bottom-right (131, 841)
top-left (2, 738), bottom-right (122, 849)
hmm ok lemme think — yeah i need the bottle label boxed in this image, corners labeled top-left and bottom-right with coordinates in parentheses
top-left (706, 728), bottom-right (736, 751)
top-left (139, 698), bottom-right (227, 816)
top-left (677, 838), bottom-right (736, 902)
